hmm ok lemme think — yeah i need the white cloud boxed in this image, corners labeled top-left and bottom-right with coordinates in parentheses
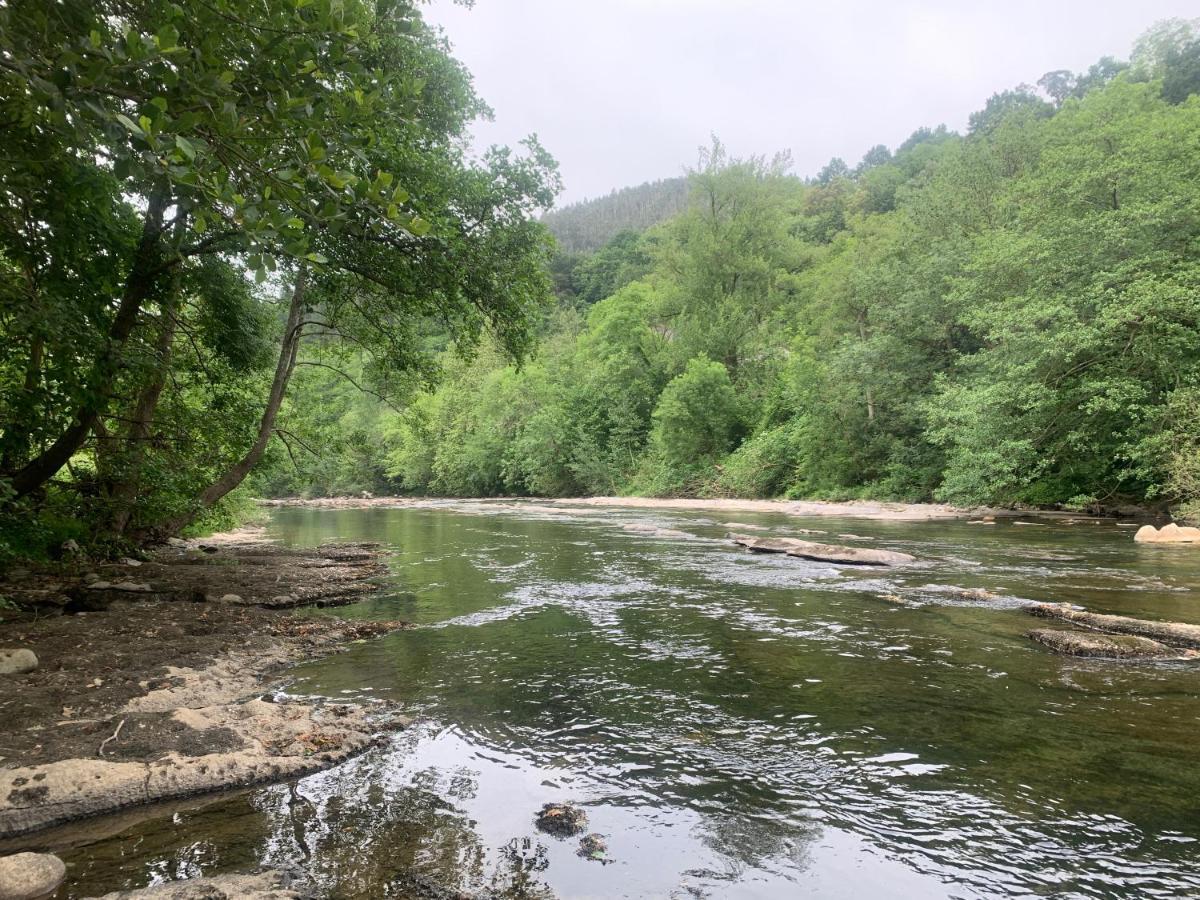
top-left (424, 0), bottom-right (1199, 206)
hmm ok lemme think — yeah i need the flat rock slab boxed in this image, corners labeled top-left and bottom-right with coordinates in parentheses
top-left (87, 869), bottom-right (310, 899)
top-left (730, 534), bottom-right (916, 566)
top-left (0, 698), bottom-right (384, 838)
top-left (1028, 628), bottom-right (1199, 660)
top-left (1029, 604), bottom-right (1200, 650)
top-left (1135, 523), bottom-right (1200, 544)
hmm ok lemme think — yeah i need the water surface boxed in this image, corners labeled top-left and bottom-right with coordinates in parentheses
top-left (50, 503), bottom-right (1200, 897)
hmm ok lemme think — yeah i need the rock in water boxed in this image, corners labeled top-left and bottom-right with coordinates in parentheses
top-left (0, 852), bottom-right (66, 900)
top-left (729, 534), bottom-right (915, 566)
top-left (1134, 523), bottom-right (1200, 544)
top-left (0, 649), bottom-right (37, 676)
top-left (1028, 629), bottom-right (1198, 660)
top-left (1028, 604), bottom-right (1200, 649)
top-left (88, 869), bottom-right (308, 899)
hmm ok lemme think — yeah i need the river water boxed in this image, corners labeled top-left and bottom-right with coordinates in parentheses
top-left (51, 502), bottom-right (1200, 898)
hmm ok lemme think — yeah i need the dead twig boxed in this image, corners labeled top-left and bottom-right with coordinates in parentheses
top-left (98, 718), bottom-right (126, 756)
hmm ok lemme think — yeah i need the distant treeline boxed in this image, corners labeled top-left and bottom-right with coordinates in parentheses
top-left (262, 20), bottom-right (1200, 520)
top-left (542, 178), bottom-right (689, 253)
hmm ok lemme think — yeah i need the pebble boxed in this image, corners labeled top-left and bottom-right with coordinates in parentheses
top-left (0, 649), bottom-right (38, 676)
top-left (0, 851), bottom-right (66, 900)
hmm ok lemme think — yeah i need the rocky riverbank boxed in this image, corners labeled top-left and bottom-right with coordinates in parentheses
top-left (0, 528), bottom-right (410, 849)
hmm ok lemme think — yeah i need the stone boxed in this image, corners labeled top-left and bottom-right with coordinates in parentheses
top-left (60, 539), bottom-right (81, 556)
top-left (1029, 604), bottom-right (1200, 649)
top-left (219, 593), bottom-right (244, 604)
top-left (0, 851), bottom-right (66, 900)
top-left (1134, 523), bottom-right (1200, 544)
top-left (88, 869), bottom-right (308, 899)
top-left (730, 534), bottom-right (916, 566)
top-left (0, 649), bottom-right (37, 676)
top-left (1028, 629), bottom-right (1198, 660)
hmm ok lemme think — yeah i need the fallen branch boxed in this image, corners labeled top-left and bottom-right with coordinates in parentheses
top-left (98, 718), bottom-right (126, 756)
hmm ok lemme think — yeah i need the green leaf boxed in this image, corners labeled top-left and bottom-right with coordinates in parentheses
top-left (175, 135), bottom-right (196, 159)
top-left (305, 252), bottom-right (329, 264)
top-left (115, 113), bottom-right (143, 135)
top-left (155, 24), bottom-right (179, 51)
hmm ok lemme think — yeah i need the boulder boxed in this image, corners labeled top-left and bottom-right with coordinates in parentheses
top-left (0, 852), bottom-right (66, 900)
top-left (0, 649), bottom-right (37, 676)
top-left (1134, 523), bottom-right (1200, 544)
top-left (1028, 628), bottom-right (1198, 660)
top-left (730, 534), bottom-right (915, 566)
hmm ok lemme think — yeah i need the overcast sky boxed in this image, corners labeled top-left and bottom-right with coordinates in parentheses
top-left (423, 0), bottom-right (1197, 207)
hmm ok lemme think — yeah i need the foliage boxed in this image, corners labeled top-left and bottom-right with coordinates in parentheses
top-left (60, 17), bottom-right (1198, 523)
top-left (0, 0), bottom-right (557, 551)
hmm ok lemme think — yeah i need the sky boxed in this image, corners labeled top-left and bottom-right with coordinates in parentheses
top-left (423, 1), bottom-right (1197, 207)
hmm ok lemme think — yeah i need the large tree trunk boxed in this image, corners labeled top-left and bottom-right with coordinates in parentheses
top-left (104, 290), bottom-right (180, 537)
top-left (7, 189), bottom-right (171, 499)
top-left (156, 268), bottom-right (307, 537)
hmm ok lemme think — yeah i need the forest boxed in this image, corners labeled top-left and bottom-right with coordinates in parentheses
top-left (259, 20), bottom-right (1200, 522)
top-left (2, 7), bottom-right (1200, 563)
top-left (0, 0), bottom-right (558, 559)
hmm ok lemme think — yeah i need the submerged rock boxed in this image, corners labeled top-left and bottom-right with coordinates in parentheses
top-left (1028, 628), bottom-right (1199, 660)
top-left (1028, 604), bottom-right (1200, 650)
top-left (730, 534), bottom-right (916, 566)
top-left (0, 649), bottom-right (37, 676)
top-left (621, 523), bottom-right (691, 540)
top-left (535, 802), bottom-right (588, 837)
top-left (89, 869), bottom-right (310, 898)
top-left (0, 851), bottom-right (66, 900)
top-left (1134, 523), bottom-right (1200, 544)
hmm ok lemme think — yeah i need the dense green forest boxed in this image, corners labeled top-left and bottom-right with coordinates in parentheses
top-left (0, 0), bottom-right (557, 558)
top-left (3, 9), bottom-right (1200, 562)
top-left (262, 20), bottom-right (1200, 521)
top-left (541, 177), bottom-right (689, 253)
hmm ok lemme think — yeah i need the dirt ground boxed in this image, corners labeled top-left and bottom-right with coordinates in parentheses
top-left (0, 528), bottom-right (409, 838)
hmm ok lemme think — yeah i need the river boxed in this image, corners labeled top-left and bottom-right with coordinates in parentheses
top-left (55, 502), bottom-right (1200, 898)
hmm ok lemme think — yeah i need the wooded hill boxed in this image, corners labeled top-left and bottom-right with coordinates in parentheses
top-left (542, 178), bottom-right (689, 253)
top-left (261, 19), bottom-right (1200, 523)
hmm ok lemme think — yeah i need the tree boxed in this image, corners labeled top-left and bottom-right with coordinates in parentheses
top-left (649, 357), bottom-right (740, 487)
top-left (0, 0), bottom-right (558, 542)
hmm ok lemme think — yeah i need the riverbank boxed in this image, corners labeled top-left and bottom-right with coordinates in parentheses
top-left (0, 528), bottom-right (410, 843)
top-left (258, 494), bottom-right (1134, 522)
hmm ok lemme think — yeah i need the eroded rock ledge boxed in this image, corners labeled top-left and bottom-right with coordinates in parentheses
top-left (0, 529), bottom-right (409, 839)
top-left (729, 533), bottom-right (917, 566)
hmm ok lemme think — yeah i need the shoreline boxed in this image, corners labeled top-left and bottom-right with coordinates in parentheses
top-left (0, 527), bottom-right (409, 844)
top-left (256, 494), bottom-right (1140, 522)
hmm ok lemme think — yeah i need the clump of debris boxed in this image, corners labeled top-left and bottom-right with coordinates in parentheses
top-left (577, 833), bottom-right (610, 863)
top-left (534, 802), bottom-right (588, 837)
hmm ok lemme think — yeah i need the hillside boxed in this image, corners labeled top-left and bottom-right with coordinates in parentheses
top-left (542, 177), bottom-right (689, 253)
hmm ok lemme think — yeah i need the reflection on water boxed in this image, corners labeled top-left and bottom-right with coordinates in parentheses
top-left (32, 503), bottom-right (1200, 897)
